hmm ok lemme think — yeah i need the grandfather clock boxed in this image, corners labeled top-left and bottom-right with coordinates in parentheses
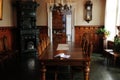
top-left (16, 1), bottom-right (39, 57)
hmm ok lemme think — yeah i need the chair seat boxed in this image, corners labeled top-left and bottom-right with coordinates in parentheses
top-left (104, 49), bottom-right (120, 66)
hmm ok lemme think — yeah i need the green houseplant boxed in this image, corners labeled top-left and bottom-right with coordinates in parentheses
top-left (114, 35), bottom-right (120, 52)
top-left (96, 28), bottom-right (110, 37)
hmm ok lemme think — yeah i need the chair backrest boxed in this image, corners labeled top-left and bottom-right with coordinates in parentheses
top-left (81, 33), bottom-right (90, 51)
top-left (84, 41), bottom-right (93, 58)
top-left (80, 33), bottom-right (88, 48)
top-left (88, 42), bottom-right (93, 57)
top-left (80, 33), bottom-right (93, 58)
top-left (83, 38), bottom-right (89, 52)
top-left (37, 43), bottom-right (42, 56)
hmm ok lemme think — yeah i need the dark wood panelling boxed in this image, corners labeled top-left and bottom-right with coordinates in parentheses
top-left (0, 26), bottom-right (48, 51)
top-left (75, 26), bottom-right (104, 53)
top-left (37, 26), bottom-right (48, 39)
top-left (0, 26), bottom-right (104, 53)
top-left (0, 27), bottom-right (13, 50)
top-left (0, 26), bottom-right (49, 53)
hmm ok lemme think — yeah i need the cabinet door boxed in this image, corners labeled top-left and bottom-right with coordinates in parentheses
top-left (52, 11), bottom-right (66, 44)
top-left (52, 11), bottom-right (63, 29)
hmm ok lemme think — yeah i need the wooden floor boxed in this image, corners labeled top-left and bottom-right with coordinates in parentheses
top-left (0, 53), bottom-right (120, 80)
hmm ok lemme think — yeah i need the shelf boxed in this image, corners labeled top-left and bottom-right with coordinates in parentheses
top-left (53, 27), bottom-right (64, 30)
top-left (52, 10), bottom-right (66, 44)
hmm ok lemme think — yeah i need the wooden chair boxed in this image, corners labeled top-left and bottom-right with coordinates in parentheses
top-left (80, 33), bottom-right (90, 52)
top-left (0, 37), bottom-right (4, 53)
top-left (37, 43), bottom-right (42, 56)
top-left (104, 41), bottom-right (120, 66)
top-left (71, 41), bottom-right (93, 80)
top-left (80, 33), bottom-right (87, 48)
top-left (104, 49), bottom-right (120, 66)
top-left (71, 38), bottom-right (93, 77)
top-left (84, 41), bottom-right (93, 58)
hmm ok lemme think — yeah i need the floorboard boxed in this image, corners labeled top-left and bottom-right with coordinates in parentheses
top-left (0, 53), bottom-right (120, 80)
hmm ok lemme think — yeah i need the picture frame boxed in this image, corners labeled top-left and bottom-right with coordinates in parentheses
top-left (0, 0), bottom-right (2, 20)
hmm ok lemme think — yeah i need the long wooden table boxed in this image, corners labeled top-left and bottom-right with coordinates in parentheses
top-left (38, 42), bottom-right (91, 80)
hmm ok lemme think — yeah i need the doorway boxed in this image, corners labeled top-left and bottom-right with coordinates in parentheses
top-left (47, 3), bottom-right (75, 43)
top-left (66, 14), bottom-right (72, 42)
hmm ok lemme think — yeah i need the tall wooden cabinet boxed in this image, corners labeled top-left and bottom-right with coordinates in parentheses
top-left (52, 11), bottom-right (66, 44)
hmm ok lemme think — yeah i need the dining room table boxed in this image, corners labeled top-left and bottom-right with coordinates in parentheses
top-left (38, 42), bottom-right (91, 80)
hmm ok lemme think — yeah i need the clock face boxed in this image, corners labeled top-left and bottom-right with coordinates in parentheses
top-left (87, 6), bottom-right (91, 10)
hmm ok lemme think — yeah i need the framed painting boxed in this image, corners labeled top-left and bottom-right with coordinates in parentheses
top-left (0, 0), bottom-right (2, 20)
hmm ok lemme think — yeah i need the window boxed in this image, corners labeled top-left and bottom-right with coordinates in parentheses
top-left (105, 0), bottom-right (118, 41)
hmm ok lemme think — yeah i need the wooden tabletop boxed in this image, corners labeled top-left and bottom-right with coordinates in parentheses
top-left (39, 42), bottom-right (90, 60)
top-left (39, 42), bottom-right (91, 80)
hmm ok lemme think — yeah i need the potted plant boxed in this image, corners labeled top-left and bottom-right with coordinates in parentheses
top-left (96, 28), bottom-right (110, 38)
top-left (114, 35), bottom-right (120, 52)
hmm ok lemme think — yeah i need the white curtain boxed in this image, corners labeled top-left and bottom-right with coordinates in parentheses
top-left (105, 0), bottom-right (118, 41)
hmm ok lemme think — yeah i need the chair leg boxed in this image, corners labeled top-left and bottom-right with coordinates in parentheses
top-left (71, 72), bottom-right (74, 80)
top-left (54, 72), bottom-right (57, 80)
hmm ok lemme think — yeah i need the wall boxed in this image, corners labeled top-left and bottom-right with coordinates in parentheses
top-left (36, 0), bottom-right (47, 26)
top-left (75, 0), bottom-right (105, 25)
top-left (0, 27), bottom-right (13, 50)
top-left (36, 0), bottom-right (106, 26)
top-left (75, 25), bottom-right (103, 53)
top-left (0, 0), bottom-right (14, 27)
top-left (0, 0), bottom-right (106, 52)
top-left (0, 0), bottom-right (106, 27)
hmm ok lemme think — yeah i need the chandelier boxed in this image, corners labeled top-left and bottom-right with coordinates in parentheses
top-left (50, 0), bottom-right (72, 15)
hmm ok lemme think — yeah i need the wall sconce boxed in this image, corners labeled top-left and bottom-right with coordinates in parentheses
top-left (84, 0), bottom-right (93, 23)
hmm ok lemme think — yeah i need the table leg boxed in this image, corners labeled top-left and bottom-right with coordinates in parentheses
top-left (84, 61), bottom-right (90, 80)
top-left (41, 65), bottom-right (46, 80)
